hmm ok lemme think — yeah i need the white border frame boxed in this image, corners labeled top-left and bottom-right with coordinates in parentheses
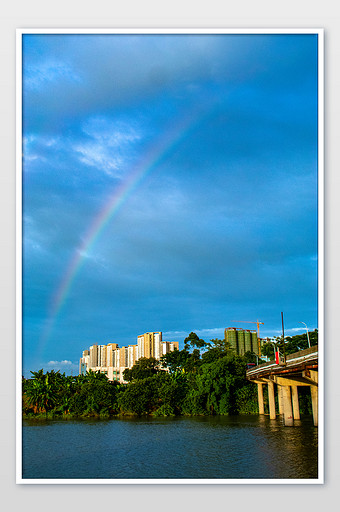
top-left (16, 27), bottom-right (324, 485)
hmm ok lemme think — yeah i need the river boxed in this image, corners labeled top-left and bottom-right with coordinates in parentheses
top-left (22, 415), bottom-right (318, 480)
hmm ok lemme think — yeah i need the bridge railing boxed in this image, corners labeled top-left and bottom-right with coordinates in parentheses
top-left (247, 345), bottom-right (318, 376)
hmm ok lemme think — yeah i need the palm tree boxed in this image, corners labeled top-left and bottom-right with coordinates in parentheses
top-left (24, 369), bottom-right (60, 415)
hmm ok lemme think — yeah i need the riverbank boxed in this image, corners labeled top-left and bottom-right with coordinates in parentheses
top-left (22, 349), bottom-right (313, 419)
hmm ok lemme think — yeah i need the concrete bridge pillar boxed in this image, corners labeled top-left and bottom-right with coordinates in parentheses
top-left (268, 380), bottom-right (276, 419)
top-left (291, 386), bottom-right (300, 420)
top-left (281, 385), bottom-right (294, 426)
top-left (310, 385), bottom-right (318, 427)
top-left (257, 382), bottom-right (264, 415)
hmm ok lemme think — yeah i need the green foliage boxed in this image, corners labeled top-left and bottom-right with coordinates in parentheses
top-left (160, 348), bottom-right (190, 373)
top-left (196, 358), bottom-right (235, 414)
top-left (208, 338), bottom-right (231, 352)
top-left (180, 353), bottom-right (249, 416)
top-left (183, 348), bottom-right (202, 374)
top-left (152, 404), bottom-right (176, 417)
top-left (201, 347), bottom-right (226, 364)
top-left (24, 331), bottom-right (318, 419)
top-left (297, 386), bottom-right (313, 414)
top-left (117, 372), bottom-right (188, 416)
top-left (69, 379), bottom-right (119, 416)
top-left (24, 369), bottom-right (66, 414)
top-left (182, 388), bottom-right (208, 415)
top-left (23, 369), bottom-right (120, 418)
top-left (117, 377), bottom-right (159, 415)
top-left (183, 332), bottom-right (208, 351)
top-left (244, 351), bottom-right (257, 363)
top-left (157, 372), bottom-right (188, 414)
top-left (261, 330), bottom-right (318, 359)
top-left (261, 342), bottom-right (275, 359)
top-left (123, 357), bottom-right (160, 382)
top-left (284, 329), bottom-right (318, 355)
top-left (234, 384), bottom-right (259, 414)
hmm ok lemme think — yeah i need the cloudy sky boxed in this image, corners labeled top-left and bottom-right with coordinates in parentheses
top-left (21, 32), bottom-right (319, 376)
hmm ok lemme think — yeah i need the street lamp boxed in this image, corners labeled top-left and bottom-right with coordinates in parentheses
top-left (300, 321), bottom-right (311, 348)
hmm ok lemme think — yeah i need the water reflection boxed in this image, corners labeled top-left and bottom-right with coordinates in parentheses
top-left (22, 415), bottom-right (318, 480)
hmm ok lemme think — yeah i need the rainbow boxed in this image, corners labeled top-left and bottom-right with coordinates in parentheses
top-left (37, 106), bottom-right (210, 357)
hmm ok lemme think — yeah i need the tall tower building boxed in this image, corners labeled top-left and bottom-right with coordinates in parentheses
top-left (128, 345), bottom-right (138, 368)
top-left (251, 331), bottom-right (259, 355)
top-left (225, 328), bottom-right (238, 353)
top-left (137, 332), bottom-right (162, 359)
top-left (170, 341), bottom-right (179, 351)
top-left (224, 328), bottom-right (259, 357)
top-left (119, 347), bottom-right (128, 368)
top-left (89, 344), bottom-right (98, 368)
top-left (79, 350), bottom-right (90, 375)
top-left (99, 345), bottom-right (107, 367)
top-left (106, 343), bottom-right (119, 367)
top-left (137, 335), bottom-right (145, 359)
top-left (244, 330), bottom-right (252, 353)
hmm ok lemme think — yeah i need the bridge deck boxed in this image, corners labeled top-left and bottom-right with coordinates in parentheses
top-left (246, 345), bottom-right (318, 381)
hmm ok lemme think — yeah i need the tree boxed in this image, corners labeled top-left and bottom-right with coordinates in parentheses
top-left (160, 348), bottom-right (190, 374)
top-left (69, 377), bottom-right (119, 416)
top-left (243, 351), bottom-right (257, 363)
top-left (283, 329), bottom-right (318, 355)
top-left (117, 377), bottom-right (159, 415)
top-left (183, 348), bottom-right (202, 374)
top-left (181, 353), bottom-right (248, 415)
top-left (80, 369), bottom-right (110, 383)
top-left (153, 372), bottom-right (188, 416)
top-left (184, 332), bottom-right (208, 351)
top-left (259, 330), bottom-right (318, 360)
top-left (234, 384), bottom-right (259, 414)
top-left (24, 369), bottom-right (61, 415)
top-left (201, 338), bottom-right (231, 363)
top-left (261, 341), bottom-right (275, 359)
top-left (123, 357), bottom-right (160, 382)
top-left (57, 374), bottom-right (76, 415)
top-left (208, 338), bottom-right (230, 351)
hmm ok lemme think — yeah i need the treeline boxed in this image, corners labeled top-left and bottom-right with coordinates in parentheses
top-left (23, 331), bottom-right (315, 418)
top-left (260, 329), bottom-right (318, 359)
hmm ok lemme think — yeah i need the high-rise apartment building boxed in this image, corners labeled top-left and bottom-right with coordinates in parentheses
top-left (137, 332), bottom-right (162, 359)
top-left (80, 331), bottom-right (178, 383)
top-left (160, 341), bottom-right (179, 355)
top-left (170, 341), bottom-right (179, 352)
top-left (99, 345), bottom-right (107, 367)
top-left (128, 345), bottom-right (138, 368)
top-left (119, 347), bottom-right (128, 368)
top-left (224, 327), bottom-right (261, 356)
top-left (89, 344), bottom-right (98, 367)
top-left (79, 350), bottom-right (90, 375)
top-left (106, 343), bottom-right (119, 367)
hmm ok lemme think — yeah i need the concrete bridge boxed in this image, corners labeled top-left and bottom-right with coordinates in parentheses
top-left (246, 345), bottom-right (318, 426)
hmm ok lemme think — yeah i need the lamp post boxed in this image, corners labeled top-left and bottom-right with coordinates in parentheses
top-left (281, 312), bottom-right (286, 364)
top-left (300, 321), bottom-right (311, 348)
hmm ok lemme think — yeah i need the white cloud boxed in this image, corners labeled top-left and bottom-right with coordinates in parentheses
top-left (75, 142), bottom-right (123, 175)
top-left (45, 360), bottom-right (79, 374)
top-left (47, 360), bottom-right (73, 366)
top-left (74, 117), bottom-right (142, 177)
top-left (25, 60), bottom-right (82, 90)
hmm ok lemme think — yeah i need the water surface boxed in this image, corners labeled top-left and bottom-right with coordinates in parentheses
top-left (22, 415), bottom-right (318, 480)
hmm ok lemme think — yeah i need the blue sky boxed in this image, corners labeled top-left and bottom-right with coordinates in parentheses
top-left (22, 32), bottom-right (319, 376)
